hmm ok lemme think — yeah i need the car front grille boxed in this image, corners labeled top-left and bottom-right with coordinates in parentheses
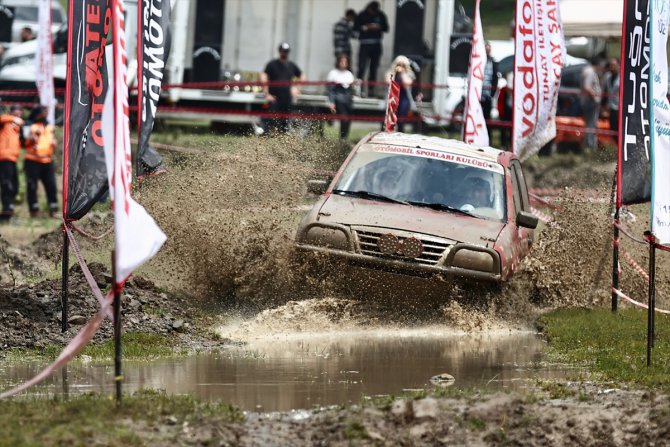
top-left (354, 230), bottom-right (450, 266)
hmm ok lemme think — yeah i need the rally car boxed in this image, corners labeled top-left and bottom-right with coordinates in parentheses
top-left (295, 132), bottom-right (538, 283)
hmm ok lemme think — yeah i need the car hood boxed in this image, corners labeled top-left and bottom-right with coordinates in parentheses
top-left (317, 195), bottom-right (505, 245)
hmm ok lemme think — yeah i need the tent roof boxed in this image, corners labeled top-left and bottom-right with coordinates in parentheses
top-left (561, 0), bottom-right (623, 37)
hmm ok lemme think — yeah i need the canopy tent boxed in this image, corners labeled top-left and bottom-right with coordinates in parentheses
top-left (561, 0), bottom-right (624, 37)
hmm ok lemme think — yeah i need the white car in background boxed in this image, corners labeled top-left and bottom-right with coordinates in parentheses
top-left (0, 0), bottom-right (66, 42)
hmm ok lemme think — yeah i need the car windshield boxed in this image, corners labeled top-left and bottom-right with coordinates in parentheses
top-left (334, 144), bottom-right (507, 222)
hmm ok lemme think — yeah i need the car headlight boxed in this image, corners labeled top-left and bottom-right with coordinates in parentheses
top-left (451, 249), bottom-right (496, 272)
top-left (303, 226), bottom-right (349, 250)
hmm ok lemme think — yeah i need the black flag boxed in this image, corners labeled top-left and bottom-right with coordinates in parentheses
top-left (0, 6), bottom-right (13, 43)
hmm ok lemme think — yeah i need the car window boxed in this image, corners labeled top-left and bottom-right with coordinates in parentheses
top-left (13, 7), bottom-right (38, 21)
top-left (334, 147), bottom-right (507, 222)
top-left (509, 167), bottom-right (521, 216)
top-left (511, 160), bottom-right (530, 212)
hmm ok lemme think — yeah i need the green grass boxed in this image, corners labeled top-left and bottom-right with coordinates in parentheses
top-left (540, 308), bottom-right (670, 389)
top-left (0, 389), bottom-right (243, 447)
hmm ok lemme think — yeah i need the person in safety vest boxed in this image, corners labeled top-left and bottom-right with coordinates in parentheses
top-left (24, 106), bottom-right (58, 217)
top-left (0, 104), bottom-right (24, 221)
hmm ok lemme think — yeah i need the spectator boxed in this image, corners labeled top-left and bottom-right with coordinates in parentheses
top-left (0, 104), bottom-right (24, 222)
top-left (326, 54), bottom-right (355, 141)
top-left (603, 57), bottom-right (620, 145)
top-left (354, 1), bottom-right (389, 97)
top-left (24, 106), bottom-right (58, 217)
top-left (581, 58), bottom-right (603, 152)
top-left (481, 41), bottom-right (499, 141)
top-left (386, 55), bottom-right (415, 133)
top-left (260, 42), bottom-right (305, 135)
top-left (20, 27), bottom-right (35, 42)
top-left (333, 9), bottom-right (357, 60)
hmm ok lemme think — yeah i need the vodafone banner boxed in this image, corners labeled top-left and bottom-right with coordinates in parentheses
top-left (463, 0), bottom-right (488, 146)
top-left (36, 0), bottom-right (55, 125)
top-left (103, 0), bottom-right (166, 284)
top-left (651, 0), bottom-right (670, 243)
top-left (513, 0), bottom-right (565, 160)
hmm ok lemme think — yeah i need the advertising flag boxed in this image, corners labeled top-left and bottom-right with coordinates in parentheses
top-left (0, 6), bottom-right (13, 43)
top-left (512, 0), bottom-right (566, 160)
top-left (36, 0), bottom-right (55, 125)
top-left (618, 0), bottom-right (652, 206)
top-left (463, 0), bottom-right (488, 146)
top-left (137, 0), bottom-right (171, 177)
top-left (651, 0), bottom-right (670, 243)
top-left (63, 0), bottom-right (112, 220)
top-left (384, 75), bottom-right (401, 132)
top-left (103, 0), bottom-right (166, 284)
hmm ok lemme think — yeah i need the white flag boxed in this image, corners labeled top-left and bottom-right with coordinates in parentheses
top-left (651, 0), bottom-right (670, 244)
top-left (36, 0), bottom-right (55, 125)
top-left (463, 0), bottom-right (489, 146)
top-left (513, 0), bottom-right (566, 160)
top-left (103, 0), bottom-right (166, 284)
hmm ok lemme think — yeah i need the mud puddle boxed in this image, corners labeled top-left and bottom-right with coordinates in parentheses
top-left (0, 331), bottom-right (574, 412)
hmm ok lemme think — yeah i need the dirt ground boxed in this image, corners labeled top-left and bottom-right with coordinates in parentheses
top-left (1, 133), bottom-right (669, 445)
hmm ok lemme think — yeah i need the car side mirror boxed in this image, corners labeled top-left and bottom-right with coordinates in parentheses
top-left (517, 211), bottom-right (538, 229)
top-left (307, 179), bottom-right (331, 195)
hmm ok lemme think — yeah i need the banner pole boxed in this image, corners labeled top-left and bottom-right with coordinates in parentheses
top-left (612, 209), bottom-right (620, 312)
top-left (112, 250), bottom-right (122, 402)
top-left (647, 236), bottom-right (656, 366)
top-left (61, 223), bottom-right (69, 332)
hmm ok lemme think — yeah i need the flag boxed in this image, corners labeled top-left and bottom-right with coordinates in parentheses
top-left (617, 0), bottom-right (652, 206)
top-left (463, 0), bottom-right (488, 146)
top-left (0, 5), bottom-right (12, 43)
top-left (651, 0), bottom-right (670, 243)
top-left (384, 75), bottom-right (401, 132)
top-left (36, 0), bottom-right (55, 125)
top-left (137, 0), bottom-right (171, 176)
top-left (103, 0), bottom-right (166, 284)
top-left (512, 0), bottom-right (566, 160)
top-left (63, 0), bottom-right (112, 220)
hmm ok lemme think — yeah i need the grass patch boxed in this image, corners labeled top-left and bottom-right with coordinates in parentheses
top-left (540, 308), bottom-right (670, 389)
top-left (0, 389), bottom-right (243, 446)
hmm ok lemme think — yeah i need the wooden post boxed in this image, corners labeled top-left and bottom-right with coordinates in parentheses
top-left (61, 226), bottom-right (69, 332)
top-left (112, 250), bottom-right (122, 402)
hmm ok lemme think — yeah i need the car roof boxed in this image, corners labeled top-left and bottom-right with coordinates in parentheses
top-left (366, 132), bottom-right (506, 165)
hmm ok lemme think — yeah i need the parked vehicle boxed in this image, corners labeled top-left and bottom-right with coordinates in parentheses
top-left (295, 132), bottom-right (538, 284)
top-left (0, 0), bottom-right (66, 43)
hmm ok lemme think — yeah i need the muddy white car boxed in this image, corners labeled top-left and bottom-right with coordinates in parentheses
top-left (295, 132), bottom-right (538, 283)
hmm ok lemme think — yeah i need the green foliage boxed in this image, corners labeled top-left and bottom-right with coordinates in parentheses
top-left (540, 308), bottom-right (670, 389)
top-left (344, 419), bottom-right (369, 441)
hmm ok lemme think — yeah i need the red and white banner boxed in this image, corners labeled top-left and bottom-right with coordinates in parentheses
top-left (103, 0), bottom-right (166, 284)
top-left (384, 75), bottom-right (401, 132)
top-left (651, 0), bottom-right (670, 244)
top-left (512, 0), bottom-right (566, 160)
top-left (36, 0), bottom-right (55, 125)
top-left (463, 0), bottom-right (488, 146)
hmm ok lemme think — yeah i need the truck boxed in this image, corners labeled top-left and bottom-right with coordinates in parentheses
top-left (0, 0), bottom-right (476, 131)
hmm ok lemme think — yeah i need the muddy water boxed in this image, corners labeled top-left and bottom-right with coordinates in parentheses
top-left (0, 332), bottom-right (571, 412)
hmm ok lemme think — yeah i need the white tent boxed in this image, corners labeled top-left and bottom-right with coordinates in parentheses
top-left (561, 0), bottom-right (624, 37)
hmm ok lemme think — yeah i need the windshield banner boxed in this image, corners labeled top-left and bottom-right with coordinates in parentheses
top-left (36, 0), bottom-right (55, 125)
top-left (512, 0), bottom-right (566, 160)
top-left (463, 0), bottom-right (489, 146)
top-left (137, 0), bottom-right (171, 177)
top-left (63, 0), bottom-right (112, 220)
top-left (651, 0), bottom-right (670, 243)
top-left (618, 0), bottom-right (652, 206)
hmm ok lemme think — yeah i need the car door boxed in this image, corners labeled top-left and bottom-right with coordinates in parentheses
top-left (510, 160), bottom-right (534, 259)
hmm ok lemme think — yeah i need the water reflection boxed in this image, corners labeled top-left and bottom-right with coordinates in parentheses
top-left (0, 332), bottom-right (568, 411)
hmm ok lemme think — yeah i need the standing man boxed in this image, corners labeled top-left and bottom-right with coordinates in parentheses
top-left (580, 58), bottom-right (603, 152)
top-left (354, 1), bottom-right (389, 97)
top-left (0, 105), bottom-right (23, 222)
top-left (480, 41), bottom-right (499, 141)
top-left (603, 57), bottom-right (620, 146)
top-left (333, 9), bottom-right (357, 60)
top-left (260, 42), bottom-right (305, 135)
top-left (24, 106), bottom-right (58, 217)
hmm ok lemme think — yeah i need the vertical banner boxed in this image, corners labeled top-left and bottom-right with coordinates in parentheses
top-left (651, 0), bottom-right (670, 243)
top-left (63, 0), bottom-right (112, 220)
top-left (104, 0), bottom-right (166, 284)
top-left (36, 0), bottom-right (55, 126)
top-left (384, 75), bottom-right (401, 132)
top-left (513, 0), bottom-right (565, 160)
top-left (463, 0), bottom-right (488, 146)
top-left (137, 0), bottom-right (171, 176)
top-left (0, 5), bottom-right (13, 43)
top-left (618, 0), bottom-right (652, 206)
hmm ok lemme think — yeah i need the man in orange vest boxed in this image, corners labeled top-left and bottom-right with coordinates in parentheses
top-left (0, 104), bottom-right (24, 221)
top-left (25, 106), bottom-right (58, 217)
